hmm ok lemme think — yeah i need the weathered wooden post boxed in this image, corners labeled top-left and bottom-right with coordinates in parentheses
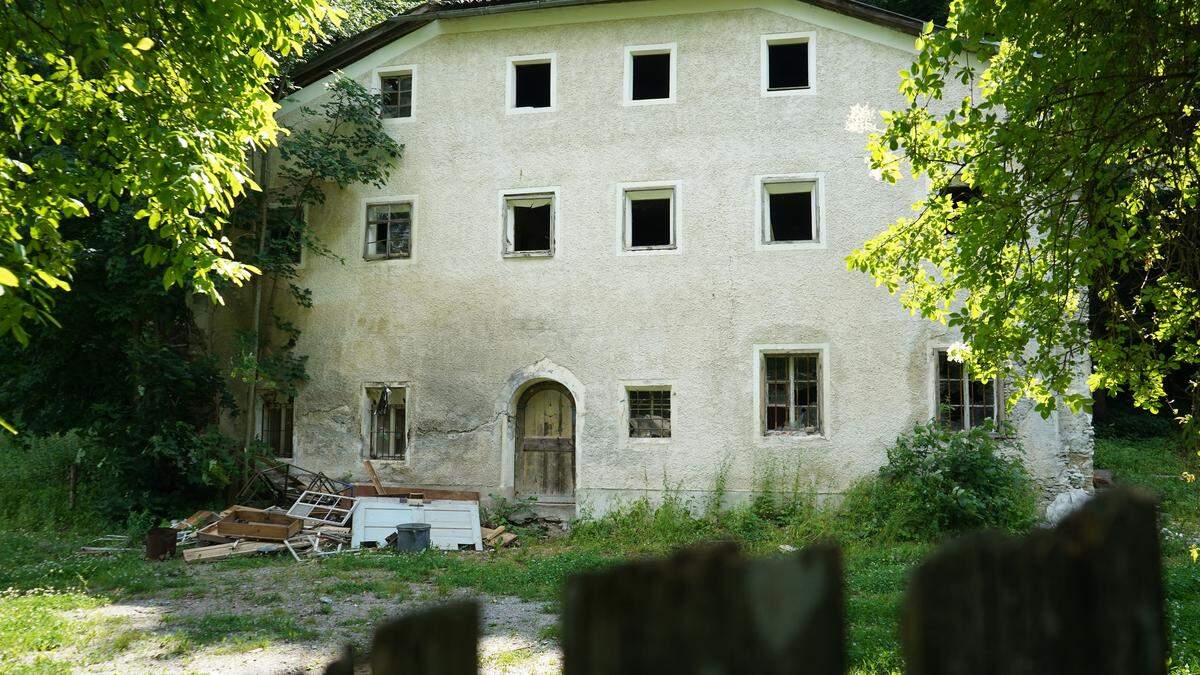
top-left (901, 489), bottom-right (1166, 675)
top-left (367, 600), bottom-right (479, 675)
top-left (562, 542), bottom-right (844, 674)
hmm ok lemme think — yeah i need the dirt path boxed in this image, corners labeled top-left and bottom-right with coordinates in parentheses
top-left (49, 565), bottom-right (561, 674)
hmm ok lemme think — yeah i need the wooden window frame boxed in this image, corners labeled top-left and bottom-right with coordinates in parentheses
top-left (375, 65), bottom-right (416, 121)
top-left (754, 343), bottom-right (830, 439)
top-left (258, 393), bottom-right (294, 459)
top-left (933, 348), bottom-right (1000, 431)
top-left (365, 384), bottom-right (409, 462)
top-left (363, 197), bottom-right (416, 261)
top-left (500, 187), bottom-right (558, 258)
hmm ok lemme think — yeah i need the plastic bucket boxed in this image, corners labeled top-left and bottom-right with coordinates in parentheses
top-left (145, 527), bottom-right (178, 560)
top-left (394, 523), bottom-right (431, 553)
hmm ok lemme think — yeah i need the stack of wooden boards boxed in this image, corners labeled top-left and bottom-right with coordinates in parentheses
top-left (179, 502), bottom-right (354, 563)
top-left (481, 525), bottom-right (518, 549)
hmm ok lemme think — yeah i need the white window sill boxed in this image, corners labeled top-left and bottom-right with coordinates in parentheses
top-left (503, 250), bottom-right (554, 259)
top-left (506, 106), bottom-right (556, 115)
top-left (623, 97), bottom-right (675, 107)
top-left (757, 240), bottom-right (826, 251)
top-left (761, 86), bottom-right (816, 98)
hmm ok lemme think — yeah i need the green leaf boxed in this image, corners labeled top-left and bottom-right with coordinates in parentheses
top-left (0, 267), bottom-right (18, 287)
top-left (135, 37), bottom-right (154, 51)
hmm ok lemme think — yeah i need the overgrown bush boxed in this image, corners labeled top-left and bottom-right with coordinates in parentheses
top-left (840, 421), bottom-right (1038, 541)
top-left (0, 432), bottom-right (109, 533)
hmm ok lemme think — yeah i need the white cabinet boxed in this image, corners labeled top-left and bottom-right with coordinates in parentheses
top-left (350, 497), bottom-right (483, 551)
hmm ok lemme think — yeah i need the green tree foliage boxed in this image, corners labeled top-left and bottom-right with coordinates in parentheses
top-left (848, 0), bottom-right (1200, 429)
top-left (0, 209), bottom-right (239, 516)
top-left (0, 0), bottom-right (339, 352)
top-left (230, 76), bottom-right (402, 397)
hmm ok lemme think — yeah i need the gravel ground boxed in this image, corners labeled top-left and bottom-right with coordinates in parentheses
top-left (47, 564), bottom-right (561, 674)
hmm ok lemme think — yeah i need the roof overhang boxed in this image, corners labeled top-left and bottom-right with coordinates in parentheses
top-left (289, 0), bottom-right (924, 89)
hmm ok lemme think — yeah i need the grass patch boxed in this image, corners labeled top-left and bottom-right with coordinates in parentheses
top-left (161, 610), bottom-right (319, 656)
top-left (484, 646), bottom-right (537, 671)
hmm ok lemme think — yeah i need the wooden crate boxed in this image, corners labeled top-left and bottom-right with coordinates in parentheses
top-left (212, 508), bottom-right (302, 541)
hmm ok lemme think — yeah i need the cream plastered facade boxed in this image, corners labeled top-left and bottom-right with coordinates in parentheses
top-left (219, 0), bottom-right (1092, 515)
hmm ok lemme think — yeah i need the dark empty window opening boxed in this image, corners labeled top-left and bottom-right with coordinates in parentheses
top-left (626, 189), bottom-right (674, 249)
top-left (767, 41), bottom-right (809, 90)
top-left (514, 62), bottom-right (552, 108)
top-left (768, 182), bottom-right (816, 242)
top-left (629, 389), bottom-right (671, 438)
top-left (936, 350), bottom-right (997, 431)
top-left (380, 73), bottom-right (412, 118)
top-left (365, 202), bottom-right (412, 259)
top-left (631, 52), bottom-right (671, 101)
top-left (266, 206), bottom-right (303, 264)
top-left (943, 185), bottom-right (980, 206)
top-left (506, 194), bottom-right (553, 255)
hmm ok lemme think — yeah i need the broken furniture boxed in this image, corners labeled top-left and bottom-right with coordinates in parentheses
top-left (183, 540), bottom-right (287, 563)
top-left (351, 497), bottom-right (483, 551)
top-left (202, 507), bottom-right (303, 542)
top-left (235, 454), bottom-right (354, 508)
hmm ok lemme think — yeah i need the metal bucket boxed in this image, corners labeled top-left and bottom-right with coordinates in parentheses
top-left (145, 527), bottom-right (178, 560)
top-left (394, 523), bottom-right (431, 553)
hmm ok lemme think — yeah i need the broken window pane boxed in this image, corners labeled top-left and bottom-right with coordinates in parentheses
top-left (628, 389), bottom-right (671, 438)
top-left (381, 73), bottom-right (412, 118)
top-left (767, 41), bottom-right (809, 90)
top-left (626, 188), bottom-right (674, 249)
top-left (506, 194), bottom-right (553, 254)
top-left (631, 52), bottom-right (671, 101)
top-left (368, 386), bottom-right (406, 460)
top-left (765, 354), bottom-right (821, 434)
top-left (365, 202), bottom-right (412, 259)
top-left (937, 349), bottom-right (996, 430)
top-left (514, 62), bottom-right (552, 108)
top-left (765, 182), bottom-right (816, 242)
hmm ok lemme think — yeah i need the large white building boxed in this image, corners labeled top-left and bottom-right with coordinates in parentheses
top-left (227, 0), bottom-right (1092, 516)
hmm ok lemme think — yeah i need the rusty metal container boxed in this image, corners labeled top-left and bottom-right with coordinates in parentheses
top-left (145, 527), bottom-right (178, 560)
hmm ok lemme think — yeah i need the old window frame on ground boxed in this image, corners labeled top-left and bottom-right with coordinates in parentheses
top-left (620, 180), bottom-right (680, 254)
top-left (624, 43), bottom-right (677, 105)
top-left (761, 32), bottom-right (816, 97)
top-left (375, 65), bottom-right (415, 120)
top-left (933, 348), bottom-right (999, 431)
top-left (363, 196), bottom-right (416, 260)
top-left (500, 187), bottom-right (558, 257)
top-left (507, 53), bottom-right (557, 114)
top-left (754, 343), bottom-right (830, 439)
top-left (258, 392), bottom-right (295, 459)
top-left (625, 385), bottom-right (673, 440)
top-left (756, 173), bottom-right (824, 249)
top-left (364, 383), bottom-right (409, 461)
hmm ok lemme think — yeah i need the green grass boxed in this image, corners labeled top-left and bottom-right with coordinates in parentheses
top-left (0, 420), bottom-right (1194, 673)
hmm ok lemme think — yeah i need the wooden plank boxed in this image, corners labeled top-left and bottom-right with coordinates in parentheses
top-left (370, 601), bottom-right (479, 675)
top-left (562, 542), bottom-right (843, 674)
top-left (901, 488), bottom-right (1166, 675)
top-left (522, 437), bottom-right (574, 452)
top-left (363, 459), bottom-right (389, 495)
top-left (183, 540), bottom-right (284, 563)
top-left (350, 483), bottom-right (481, 502)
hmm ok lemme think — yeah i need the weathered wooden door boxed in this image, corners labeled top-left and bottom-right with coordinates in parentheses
top-left (515, 382), bottom-right (576, 501)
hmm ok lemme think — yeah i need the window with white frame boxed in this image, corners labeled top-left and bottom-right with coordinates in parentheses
top-left (503, 191), bottom-right (554, 256)
top-left (379, 70), bottom-right (413, 119)
top-left (762, 179), bottom-right (819, 243)
top-left (259, 392), bottom-right (294, 458)
top-left (508, 54), bottom-right (555, 111)
top-left (935, 350), bottom-right (997, 430)
top-left (763, 353), bottom-right (822, 435)
top-left (367, 385), bottom-right (406, 460)
top-left (625, 44), bottom-right (675, 104)
top-left (628, 388), bottom-right (671, 439)
top-left (762, 33), bottom-right (813, 94)
top-left (364, 201), bottom-right (412, 260)
top-left (623, 186), bottom-right (675, 250)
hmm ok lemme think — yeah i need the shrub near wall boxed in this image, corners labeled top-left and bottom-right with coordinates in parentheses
top-left (841, 421), bottom-right (1038, 541)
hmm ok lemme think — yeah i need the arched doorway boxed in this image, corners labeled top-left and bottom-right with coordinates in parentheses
top-left (514, 381), bottom-right (576, 502)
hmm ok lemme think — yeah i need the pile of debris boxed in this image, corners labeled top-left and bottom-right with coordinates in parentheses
top-left (156, 458), bottom-right (515, 563)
